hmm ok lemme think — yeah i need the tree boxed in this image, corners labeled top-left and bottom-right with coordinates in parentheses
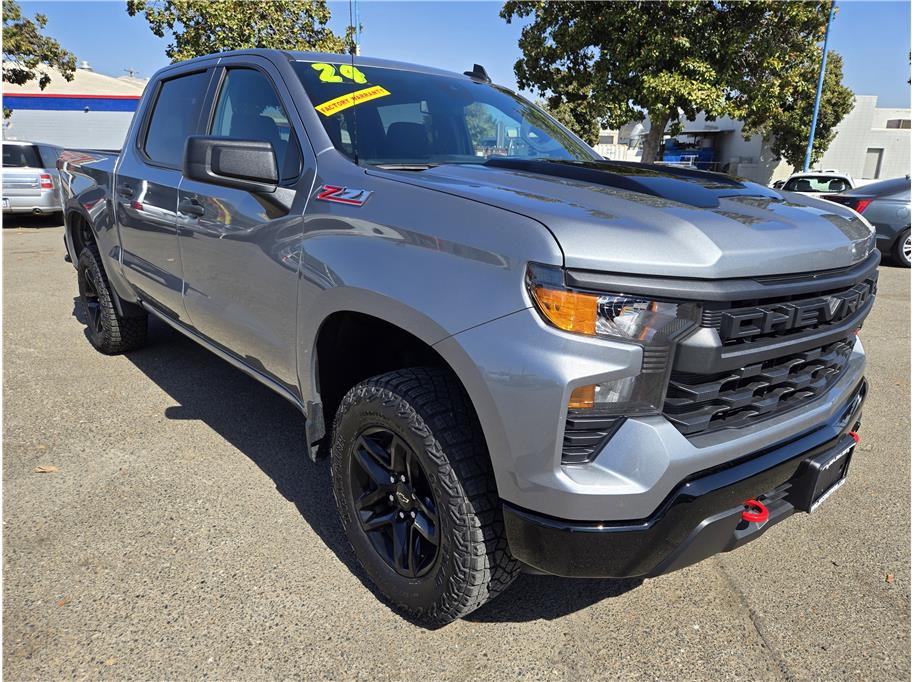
top-left (126, 0), bottom-right (351, 63)
top-left (2, 0), bottom-right (76, 90)
top-left (501, 1), bottom-right (854, 165)
top-left (763, 52), bottom-right (854, 168)
top-left (539, 99), bottom-right (600, 147)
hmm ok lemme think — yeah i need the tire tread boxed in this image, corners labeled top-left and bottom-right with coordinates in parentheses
top-left (78, 246), bottom-right (147, 354)
top-left (331, 367), bottom-right (520, 624)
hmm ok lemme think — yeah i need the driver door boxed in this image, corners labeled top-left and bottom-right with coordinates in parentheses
top-left (176, 61), bottom-right (314, 394)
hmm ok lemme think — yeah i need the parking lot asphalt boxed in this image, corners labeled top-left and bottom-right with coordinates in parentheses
top-left (2, 217), bottom-right (909, 681)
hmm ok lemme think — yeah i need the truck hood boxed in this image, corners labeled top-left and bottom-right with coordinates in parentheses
top-left (369, 160), bottom-right (875, 278)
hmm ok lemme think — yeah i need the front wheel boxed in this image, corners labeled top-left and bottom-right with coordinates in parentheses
top-left (331, 367), bottom-right (520, 625)
top-left (893, 229), bottom-right (911, 268)
top-left (77, 247), bottom-right (148, 354)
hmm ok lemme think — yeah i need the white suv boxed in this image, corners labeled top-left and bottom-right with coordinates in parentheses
top-left (780, 170), bottom-right (855, 195)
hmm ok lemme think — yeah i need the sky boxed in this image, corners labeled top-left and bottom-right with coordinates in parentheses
top-left (15, 0), bottom-right (912, 108)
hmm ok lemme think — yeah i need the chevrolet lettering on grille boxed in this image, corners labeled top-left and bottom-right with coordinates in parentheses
top-left (719, 281), bottom-right (875, 341)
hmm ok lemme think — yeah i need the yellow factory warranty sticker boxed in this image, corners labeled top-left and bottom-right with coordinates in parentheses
top-left (315, 85), bottom-right (391, 116)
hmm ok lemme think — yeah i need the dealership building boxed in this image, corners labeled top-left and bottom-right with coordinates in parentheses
top-left (3, 62), bottom-right (146, 150)
top-left (596, 95), bottom-right (911, 185)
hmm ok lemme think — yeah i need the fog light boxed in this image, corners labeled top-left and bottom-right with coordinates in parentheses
top-left (567, 373), bottom-right (669, 417)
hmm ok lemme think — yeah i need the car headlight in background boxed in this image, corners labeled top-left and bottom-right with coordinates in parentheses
top-left (526, 262), bottom-right (700, 416)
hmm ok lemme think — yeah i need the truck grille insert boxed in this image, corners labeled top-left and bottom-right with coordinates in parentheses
top-left (664, 337), bottom-right (855, 437)
top-left (700, 274), bottom-right (877, 347)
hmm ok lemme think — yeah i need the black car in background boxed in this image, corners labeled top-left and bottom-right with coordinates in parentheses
top-left (825, 176), bottom-right (911, 267)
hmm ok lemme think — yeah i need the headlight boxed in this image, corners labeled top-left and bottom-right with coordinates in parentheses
top-left (526, 263), bottom-right (699, 343)
top-left (526, 262), bottom-right (700, 416)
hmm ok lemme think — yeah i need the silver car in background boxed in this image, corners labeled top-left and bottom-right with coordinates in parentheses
top-left (824, 176), bottom-right (911, 267)
top-left (2, 140), bottom-right (64, 218)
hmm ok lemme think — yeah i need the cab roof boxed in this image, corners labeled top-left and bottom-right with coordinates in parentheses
top-left (162, 48), bottom-right (479, 83)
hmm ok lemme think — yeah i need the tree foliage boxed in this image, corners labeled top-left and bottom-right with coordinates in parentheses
top-left (126, 0), bottom-right (351, 63)
top-left (501, 1), bottom-right (854, 165)
top-left (765, 52), bottom-right (854, 168)
top-left (539, 99), bottom-right (601, 147)
top-left (2, 0), bottom-right (76, 90)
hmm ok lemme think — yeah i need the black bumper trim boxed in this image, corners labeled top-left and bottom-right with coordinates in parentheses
top-left (503, 379), bottom-right (866, 578)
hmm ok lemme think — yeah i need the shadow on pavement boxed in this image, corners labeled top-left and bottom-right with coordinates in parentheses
top-left (70, 306), bottom-right (642, 625)
top-left (3, 213), bottom-right (63, 229)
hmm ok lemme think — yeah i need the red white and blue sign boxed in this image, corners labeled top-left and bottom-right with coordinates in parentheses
top-left (4, 93), bottom-right (141, 113)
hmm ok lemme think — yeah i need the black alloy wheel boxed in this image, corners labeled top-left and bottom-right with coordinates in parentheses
top-left (349, 427), bottom-right (440, 578)
top-left (79, 264), bottom-right (104, 337)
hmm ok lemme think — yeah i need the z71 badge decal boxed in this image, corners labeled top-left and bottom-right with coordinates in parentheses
top-left (315, 185), bottom-right (373, 206)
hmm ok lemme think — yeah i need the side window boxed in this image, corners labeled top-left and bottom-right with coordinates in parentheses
top-left (210, 68), bottom-right (301, 182)
top-left (144, 71), bottom-right (210, 167)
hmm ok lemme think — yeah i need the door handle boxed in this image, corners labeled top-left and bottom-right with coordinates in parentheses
top-left (116, 184), bottom-right (134, 198)
top-left (178, 198), bottom-right (205, 217)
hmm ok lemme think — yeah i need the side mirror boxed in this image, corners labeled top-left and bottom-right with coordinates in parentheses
top-left (183, 136), bottom-right (278, 193)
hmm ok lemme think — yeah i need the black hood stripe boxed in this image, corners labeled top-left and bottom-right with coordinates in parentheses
top-left (483, 158), bottom-right (779, 210)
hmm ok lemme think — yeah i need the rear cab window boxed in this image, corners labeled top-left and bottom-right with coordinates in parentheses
top-left (3, 145), bottom-right (42, 168)
top-left (142, 70), bottom-right (211, 167)
top-left (784, 176), bottom-right (850, 193)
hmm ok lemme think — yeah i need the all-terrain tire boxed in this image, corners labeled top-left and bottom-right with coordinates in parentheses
top-left (331, 367), bottom-right (520, 625)
top-left (77, 246), bottom-right (148, 354)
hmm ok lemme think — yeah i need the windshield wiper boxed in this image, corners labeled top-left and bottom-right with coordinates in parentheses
top-left (369, 163), bottom-right (439, 171)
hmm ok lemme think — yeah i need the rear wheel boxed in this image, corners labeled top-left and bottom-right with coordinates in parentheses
top-left (331, 367), bottom-right (520, 625)
top-left (893, 229), bottom-right (911, 268)
top-left (77, 247), bottom-right (148, 353)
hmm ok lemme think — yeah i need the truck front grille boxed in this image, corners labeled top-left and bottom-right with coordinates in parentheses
top-left (663, 337), bottom-right (855, 437)
top-left (700, 274), bottom-right (877, 347)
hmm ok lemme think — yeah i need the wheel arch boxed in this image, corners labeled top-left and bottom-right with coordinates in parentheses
top-left (64, 208), bottom-right (96, 265)
top-left (303, 298), bottom-right (509, 483)
top-left (66, 208), bottom-right (145, 318)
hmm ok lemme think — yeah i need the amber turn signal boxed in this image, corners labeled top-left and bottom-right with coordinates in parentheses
top-left (529, 285), bottom-right (599, 336)
top-left (568, 384), bottom-right (596, 409)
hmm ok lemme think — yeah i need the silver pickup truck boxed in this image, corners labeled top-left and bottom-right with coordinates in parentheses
top-left (59, 49), bottom-right (878, 625)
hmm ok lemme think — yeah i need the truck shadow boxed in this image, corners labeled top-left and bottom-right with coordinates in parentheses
top-left (3, 214), bottom-right (63, 229)
top-left (74, 305), bottom-right (642, 625)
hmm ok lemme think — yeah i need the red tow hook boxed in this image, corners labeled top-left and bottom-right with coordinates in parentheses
top-left (849, 431), bottom-right (860, 443)
top-left (741, 499), bottom-right (769, 524)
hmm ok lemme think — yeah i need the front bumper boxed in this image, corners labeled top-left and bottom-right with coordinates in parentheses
top-left (503, 379), bottom-right (866, 578)
top-left (438, 306), bottom-right (867, 521)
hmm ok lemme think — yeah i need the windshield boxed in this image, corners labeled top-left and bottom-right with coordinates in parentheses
top-left (292, 60), bottom-right (597, 166)
top-left (783, 175), bottom-right (850, 193)
top-left (3, 144), bottom-right (42, 168)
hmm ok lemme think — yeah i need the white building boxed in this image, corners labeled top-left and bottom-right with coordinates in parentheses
top-left (2, 62), bottom-right (147, 150)
top-left (601, 95), bottom-right (910, 185)
top-left (774, 95), bottom-right (910, 183)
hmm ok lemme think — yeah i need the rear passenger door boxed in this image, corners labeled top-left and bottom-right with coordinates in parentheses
top-left (176, 60), bottom-right (314, 394)
top-left (116, 68), bottom-right (212, 321)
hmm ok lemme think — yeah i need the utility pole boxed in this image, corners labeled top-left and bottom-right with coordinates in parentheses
top-left (803, 0), bottom-right (836, 172)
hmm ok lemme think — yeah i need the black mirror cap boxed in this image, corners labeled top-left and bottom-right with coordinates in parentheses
top-left (183, 136), bottom-right (278, 193)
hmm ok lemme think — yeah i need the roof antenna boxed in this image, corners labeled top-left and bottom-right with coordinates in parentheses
top-left (463, 64), bottom-right (491, 83)
top-left (348, 0), bottom-right (360, 165)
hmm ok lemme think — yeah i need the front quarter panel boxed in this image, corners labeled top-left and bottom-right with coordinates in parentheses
top-left (295, 155), bottom-right (564, 403)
